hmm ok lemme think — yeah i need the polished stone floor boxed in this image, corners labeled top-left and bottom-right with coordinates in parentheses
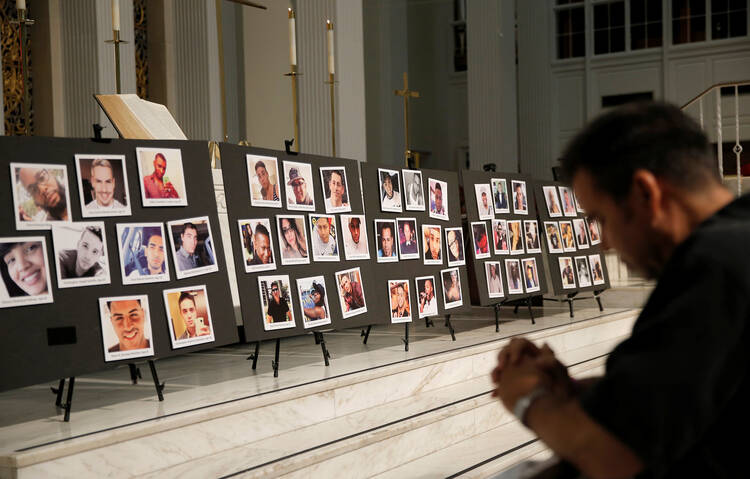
top-left (0, 281), bottom-right (651, 457)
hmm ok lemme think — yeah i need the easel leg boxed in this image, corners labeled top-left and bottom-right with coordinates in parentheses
top-left (402, 323), bottom-right (409, 351)
top-left (62, 377), bottom-right (75, 422)
top-left (246, 341), bottom-right (260, 370)
top-left (272, 338), bottom-right (281, 378)
top-left (513, 303), bottom-right (519, 314)
top-left (444, 315), bottom-right (456, 341)
top-left (494, 303), bottom-right (500, 332)
top-left (568, 299), bottom-right (574, 318)
top-left (314, 331), bottom-right (331, 366)
top-left (51, 378), bottom-right (65, 407)
top-left (128, 363), bottom-right (141, 384)
top-left (425, 317), bottom-right (434, 328)
top-left (361, 325), bottom-right (372, 344)
top-left (148, 360), bottom-right (165, 402)
top-left (527, 298), bottom-right (535, 325)
top-left (595, 291), bottom-right (604, 312)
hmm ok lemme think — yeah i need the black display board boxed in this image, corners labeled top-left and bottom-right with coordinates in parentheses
top-left (532, 181), bottom-right (610, 295)
top-left (360, 163), bottom-right (471, 323)
top-left (219, 144), bottom-right (382, 342)
top-left (460, 170), bottom-right (549, 306)
top-left (0, 136), bottom-right (238, 392)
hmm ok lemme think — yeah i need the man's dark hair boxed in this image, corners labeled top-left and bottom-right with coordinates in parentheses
top-left (435, 182), bottom-right (442, 192)
top-left (181, 222), bottom-right (197, 236)
top-left (254, 161), bottom-right (266, 172)
top-left (142, 226), bottom-right (162, 246)
top-left (254, 223), bottom-right (270, 240)
top-left (82, 226), bottom-right (103, 243)
top-left (178, 291), bottom-right (196, 308)
top-left (107, 299), bottom-right (141, 311)
top-left (561, 102), bottom-right (718, 200)
top-left (349, 217), bottom-right (361, 228)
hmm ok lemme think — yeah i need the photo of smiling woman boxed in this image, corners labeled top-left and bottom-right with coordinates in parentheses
top-left (0, 237), bottom-right (54, 308)
top-left (52, 222), bottom-right (111, 289)
top-left (99, 294), bottom-right (154, 362)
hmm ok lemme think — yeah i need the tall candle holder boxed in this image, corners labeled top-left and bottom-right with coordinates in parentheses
top-left (325, 73), bottom-right (337, 157)
top-left (284, 66), bottom-right (301, 153)
top-left (105, 30), bottom-right (128, 94)
top-left (11, 8), bottom-right (35, 135)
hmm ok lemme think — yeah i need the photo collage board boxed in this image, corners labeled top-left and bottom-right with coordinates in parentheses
top-left (219, 144), bottom-right (382, 342)
top-left (533, 181), bottom-right (609, 295)
top-left (460, 170), bottom-right (549, 306)
top-left (360, 163), bottom-right (471, 324)
top-left (0, 136), bottom-right (238, 392)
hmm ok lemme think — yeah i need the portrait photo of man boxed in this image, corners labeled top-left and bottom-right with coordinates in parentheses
top-left (397, 218), bottom-right (419, 259)
top-left (378, 168), bottom-right (402, 212)
top-left (543, 185), bottom-right (562, 218)
top-left (559, 185), bottom-right (577, 217)
top-left (522, 257), bottom-right (541, 293)
top-left (429, 178), bottom-right (448, 221)
top-left (504, 259), bottom-right (523, 294)
top-left (117, 224), bottom-right (170, 284)
top-left (76, 155), bottom-right (131, 217)
top-left (445, 227), bottom-right (465, 267)
top-left (336, 267), bottom-right (367, 318)
top-left (297, 275), bottom-right (332, 329)
top-left (388, 280), bottom-right (412, 323)
top-left (492, 219), bottom-right (510, 255)
top-left (472, 221), bottom-right (490, 259)
top-left (544, 221), bottom-right (563, 254)
top-left (491, 178), bottom-right (509, 213)
top-left (283, 161), bottom-right (316, 211)
top-left (341, 215), bottom-right (370, 260)
top-left (247, 155), bottom-right (281, 208)
top-left (11, 163), bottom-right (72, 230)
top-left (416, 275), bottom-right (438, 318)
top-left (52, 222), bottom-right (110, 288)
top-left (441, 267), bottom-right (463, 309)
top-left (375, 219), bottom-right (398, 263)
top-left (168, 216), bottom-right (219, 279)
top-left (588, 253), bottom-right (605, 285)
top-left (402, 169), bottom-right (425, 211)
top-left (238, 219), bottom-right (275, 273)
top-left (310, 215), bottom-right (339, 262)
top-left (573, 218), bottom-right (590, 249)
top-left (485, 261), bottom-right (504, 298)
top-left (511, 180), bottom-right (528, 215)
top-left (559, 256), bottom-right (576, 289)
top-left (508, 220), bottom-right (525, 255)
top-left (163, 286), bottom-right (215, 348)
top-left (422, 224), bottom-right (443, 265)
top-left (100, 295), bottom-right (154, 362)
top-left (320, 166), bottom-right (351, 213)
top-left (474, 183), bottom-right (494, 220)
top-left (136, 147), bottom-right (186, 206)
top-left (586, 217), bottom-right (601, 245)
top-left (0, 237), bottom-right (53, 308)
top-left (258, 275), bottom-right (296, 331)
top-left (524, 220), bottom-right (541, 253)
top-left (559, 220), bottom-right (576, 252)
top-left (575, 256), bottom-right (592, 287)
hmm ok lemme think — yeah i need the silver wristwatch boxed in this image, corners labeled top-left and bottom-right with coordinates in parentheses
top-left (512, 386), bottom-right (548, 426)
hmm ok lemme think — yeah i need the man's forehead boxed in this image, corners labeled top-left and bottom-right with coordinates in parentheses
top-left (111, 300), bottom-right (141, 312)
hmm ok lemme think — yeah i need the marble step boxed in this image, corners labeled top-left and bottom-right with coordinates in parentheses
top-left (374, 362), bottom-right (606, 479)
top-left (6, 311), bottom-right (635, 478)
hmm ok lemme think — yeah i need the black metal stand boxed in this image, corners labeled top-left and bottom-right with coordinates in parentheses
top-left (272, 338), bottom-right (281, 377)
top-left (594, 289), bottom-right (605, 311)
top-left (148, 360), bottom-right (165, 401)
top-left (444, 314), bottom-right (456, 341)
top-left (361, 325), bottom-right (372, 344)
top-left (128, 363), bottom-right (141, 384)
top-left (493, 303), bottom-right (502, 332)
top-left (512, 297), bottom-right (536, 324)
top-left (313, 331), bottom-right (331, 366)
top-left (424, 317), bottom-right (434, 327)
top-left (51, 377), bottom-right (75, 422)
top-left (247, 341), bottom-right (260, 370)
top-left (543, 290), bottom-right (605, 318)
top-left (401, 323), bottom-right (409, 351)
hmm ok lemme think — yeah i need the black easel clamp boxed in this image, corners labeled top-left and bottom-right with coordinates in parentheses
top-left (247, 341), bottom-right (260, 370)
top-left (51, 378), bottom-right (65, 407)
top-left (148, 360), bottom-right (165, 402)
top-left (313, 331), bottom-right (332, 366)
top-left (401, 323), bottom-right (409, 351)
top-left (444, 315), bottom-right (456, 341)
top-left (361, 325), bottom-right (372, 344)
top-left (272, 338), bottom-right (281, 378)
top-left (284, 139), bottom-right (298, 156)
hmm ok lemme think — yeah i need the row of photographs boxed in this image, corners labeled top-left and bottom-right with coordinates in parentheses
top-left (541, 185), bottom-right (584, 218)
top-left (99, 285), bottom-right (217, 362)
top-left (0, 216), bottom-right (217, 307)
top-left (483, 257), bottom-right (543, 297)
top-left (544, 218), bottom-right (601, 254)
top-left (470, 219), bottom-right (541, 259)
top-left (240, 215), bottom-right (467, 273)
top-left (259, 267), bottom-right (465, 333)
top-left (559, 255), bottom-right (606, 289)
top-left (375, 168), bottom-right (450, 220)
top-left (473, 181), bottom-right (585, 221)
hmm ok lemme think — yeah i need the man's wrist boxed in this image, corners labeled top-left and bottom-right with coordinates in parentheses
top-left (512, 386), bottom-right (549, 427)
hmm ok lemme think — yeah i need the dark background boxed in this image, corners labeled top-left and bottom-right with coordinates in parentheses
top-left (0, 136), bottom-right (238, 392)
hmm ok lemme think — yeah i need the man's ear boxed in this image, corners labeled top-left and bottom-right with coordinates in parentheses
top-left (631, 169), bottom-right (663, 227)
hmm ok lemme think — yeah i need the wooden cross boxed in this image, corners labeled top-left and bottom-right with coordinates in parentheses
top-left (394, 72), bottom-right (420, 164)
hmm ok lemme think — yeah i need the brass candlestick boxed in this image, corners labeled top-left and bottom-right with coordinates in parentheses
top-left (325, 73), bottom-right (337, 157)
top-left (105, 30), bottom-right (129, 94)
top-left (284, 66), bottom-right (301, 152)
top-left (11, 8), bottom-right (35, 135)
top-left (394, 72), bottom-right (420, 165)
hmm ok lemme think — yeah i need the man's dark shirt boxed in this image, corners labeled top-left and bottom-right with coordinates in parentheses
top-left (267, 297), bottom-right (290, 323)
top-left (580, 193), bottom-right (750, 479)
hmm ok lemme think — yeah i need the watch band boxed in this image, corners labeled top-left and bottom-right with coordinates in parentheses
top-left (512, 386), bottom-right (548, 427)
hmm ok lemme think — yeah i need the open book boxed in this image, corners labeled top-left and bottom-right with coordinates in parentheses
top-left (94, 94), bottom-right (187, 140)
